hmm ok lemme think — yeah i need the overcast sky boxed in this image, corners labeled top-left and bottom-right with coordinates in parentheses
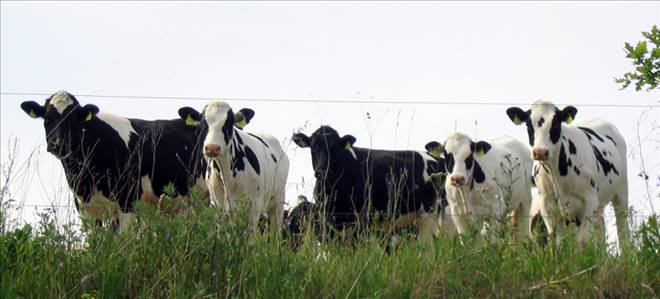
top-left (1, 2), bottom-right (658, 235)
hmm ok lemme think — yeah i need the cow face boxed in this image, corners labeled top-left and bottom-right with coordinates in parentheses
top-left (506, 100), bottom-right (577, 161)
top-left (292, 126), bottom-right (356, 179)
top-left (21, 91), bottom-right (100, 159)
top-left (178, 102), bottom-right (255, 158)
top-left (426, 133), bottom-right (490, 188)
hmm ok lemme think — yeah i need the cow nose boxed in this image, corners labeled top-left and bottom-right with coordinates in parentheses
top-left (533, 148), bottom-right (549, 161)
top-left (450, 175), bottom-right (466, 187)
top-left (204, 144), bottom-right (221, 157)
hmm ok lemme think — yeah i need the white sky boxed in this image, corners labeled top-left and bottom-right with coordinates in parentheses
top-left (1, 2), bottom-right (659, 236)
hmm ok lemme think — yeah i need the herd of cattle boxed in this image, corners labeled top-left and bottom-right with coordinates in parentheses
top-left (20, 91), bottom-right (630, 248)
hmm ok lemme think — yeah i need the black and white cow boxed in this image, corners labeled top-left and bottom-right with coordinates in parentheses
top-left (506, 100), bottom-right (629, 246)
top-left (21, 91), bottom-right (209, 230)
top-left (178, 101), bottom-right (289, 231)
top-left (292, 125), bottom-right (446, 240)
top-left (426, 133), bottom-right (533, 239)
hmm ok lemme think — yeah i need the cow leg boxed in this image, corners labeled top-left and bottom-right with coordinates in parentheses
top-left (267, 191), bottom-right (285, 234)
top-left (612, 187), bottom-right (630, 250)
top-left (417, 212), bottom-right (439, 242)
top-left (450, 203), bottom-right (469, 235)
top-left (118, 212), bottom-right (135, 232)
top-left (577, 194), bottom-right (600, 246)
top-left (515, 199), bottom-right (532, 240)
top-left (538, 194), bottom-right (562, 246)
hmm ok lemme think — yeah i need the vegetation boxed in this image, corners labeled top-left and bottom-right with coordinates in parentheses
top-left (615, 25), bottom-right (660, 91)
top-left (0, 196), bottom-right (658, 298)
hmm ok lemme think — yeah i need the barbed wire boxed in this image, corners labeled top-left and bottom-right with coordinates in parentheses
top-left (2, 92), bottom-right (659, 108)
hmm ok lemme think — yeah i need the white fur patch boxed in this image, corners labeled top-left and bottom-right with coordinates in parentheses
top-left (141, 176), bottom-right (155, 196)
top-left (96, 112), bottom-right (137, 148)
top-left (51, 91), bottom-right (74, 114)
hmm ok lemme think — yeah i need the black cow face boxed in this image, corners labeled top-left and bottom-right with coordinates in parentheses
top-left (292, 125), bottom-right (356, 179)
top-left (506, 101), bottom-right (577, 161)
top-left (426, 133), bottom-right (490, 187)
top-left (21, 91), bottom-right (99, 159)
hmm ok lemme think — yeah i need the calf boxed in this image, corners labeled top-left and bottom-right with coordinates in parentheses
top-left (426, 133), bottom-right (533, 239)
top-left (21, 91), bottom-right (208, 231)
top-left (292, 125), bottom-right (446, 240)
top-left (178, 101), bottom-right (289, 231)
top-left (506, 100), bottom-right (629, 247)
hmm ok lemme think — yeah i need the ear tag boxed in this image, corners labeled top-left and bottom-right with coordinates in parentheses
top-left (345, 142), bottom-right (352, 150)
top-left (236, 119), bottom-right (247, 129)
top-left (476, 149), bottom-right (486, 157)
top-left (513, 115), bottom-right (522, 125)
top-left (566, 115), bottom-right (573, 124)
top-left (431, 148), bottom-right (442, 158)
top-left (29, 110), bottom-right (37, 118)
top-left (186, 115), bottom-right (195, 126)
top-left (85, 111), bottom-right (93, 122)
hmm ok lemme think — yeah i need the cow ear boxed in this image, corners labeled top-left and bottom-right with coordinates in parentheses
top-left (425, 141), bottom-right (444, 159)
top-left (178, 107), bottom-right (202, 126)
top-left (79, 104), bottom-right (99, 122)
top-left (506, 107), bottom-right (529, 125)
top-left (341, 135), bottom-right (356, 149)
top-left (20, 101), bottom-right (45, 119)
top-left (234, 108), bottom-right (255, 129)
top-left (473, 141), bottom-right (491, 157)
top-left (292, 133), bottom-right (310, 148)
top-left (561, 106), bottom-right (577, 124)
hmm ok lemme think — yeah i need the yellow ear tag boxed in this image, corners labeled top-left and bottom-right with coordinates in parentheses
top-left (236, 119), bottom-right (247, 129)
top-left (85, 111), bottom-right (93, 122)
top-left (566, 115), bottom-right (573, 124)
top-left (513, 115), bottom-right (522, 125)
top-left (431, 148), bottom-right (442, 158)
top-left (477, 149), bottom-right (486, 157)
top-left (186, 115), bottom-right (195, 126)
top-left (345, 142), bottom-right (352, 150)
top-left (29, 110), bottom-right (37, 118)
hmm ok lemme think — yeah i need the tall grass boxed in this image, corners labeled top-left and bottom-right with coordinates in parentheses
top-left (1, 197), bottom-right (658, 298)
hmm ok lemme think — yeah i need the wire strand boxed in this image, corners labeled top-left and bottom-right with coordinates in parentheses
top-left (2, 92), bottom-right (659, 108)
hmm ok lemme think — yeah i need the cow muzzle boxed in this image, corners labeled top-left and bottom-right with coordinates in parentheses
top-left (532, 148), bottom-right (549, 161)
top-left (450, 175), bottom-right (467, 187)
top-left (204, 143), bottom-right (221, 158)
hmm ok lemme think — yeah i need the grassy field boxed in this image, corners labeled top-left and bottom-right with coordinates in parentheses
top-left (1, 199), bottom-right (658, 298)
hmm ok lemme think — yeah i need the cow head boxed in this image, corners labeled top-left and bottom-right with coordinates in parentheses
top-left (292, 125), bottom-right (356, 180)
top-left (426, 132), bottom-right (490, 188)
top-left (21, 91), bottom-right (100, 160)
top-left (178, 102), bottom-right (254, 159)
top-left (506, 100), bottom-right (577, 161)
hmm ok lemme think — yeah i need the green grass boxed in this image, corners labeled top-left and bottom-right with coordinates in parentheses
top-left (1, 201), bottom-right (658, 298)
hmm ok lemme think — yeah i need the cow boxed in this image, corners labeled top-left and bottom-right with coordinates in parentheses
top-left (284, 195), bottom-right (321, 248)
top-left (425, 133), bottom-right (534, 240)
top-left (506, 100), bottom-right (629, 247)
top-left (177, 101), bottom-right (289, 231)
top-left (20, 91), bottom-right (213, 231)
top-left (292, 125), bottom-right (446, 241)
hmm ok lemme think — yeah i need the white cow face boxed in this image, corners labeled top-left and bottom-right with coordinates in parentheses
top-left (427, 133), bottom-right (490, 188)
top-left (506, 100), bottom-right (577, 161)
top-left (178, 102), bottom-right (255, 159)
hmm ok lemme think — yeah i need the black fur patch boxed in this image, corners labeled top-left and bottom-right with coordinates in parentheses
top-left (271, 154), bottom-right (277, 163)
top-left (558, 144), bottom-right (569, 176)
top-left (591, 145), bottom-right (619, 176)
top-left (537, 117), bottom-right (545, 127)
top-left (605, 135), bottom-right (617, 146)
top-left (464, 155), bottom-right (474, 170)
top-left (567, 158), bottom-right (573, 168)
top-left (573, 166), bottom-right (580, 175)
top-left (525, 121), bottom-right (535, 146)
top-left (221, 110), bottom-right (234, 145)
top-left (568, 139), bottom-right (577, 155)
top-left (244, 146), bottom-right (260, 175)
top-left (578, 127), bottom-right (605, 143)
top-left (473, 161), bottom-right (486, 184)
top-left (445, 153), bottom-right (455, 173)
top-left (549, 112), bottom-right (562, 144)
top-left (248, 132), bottom-right (270, 148)
top-left (590, 178), bottom-right (596, 188)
